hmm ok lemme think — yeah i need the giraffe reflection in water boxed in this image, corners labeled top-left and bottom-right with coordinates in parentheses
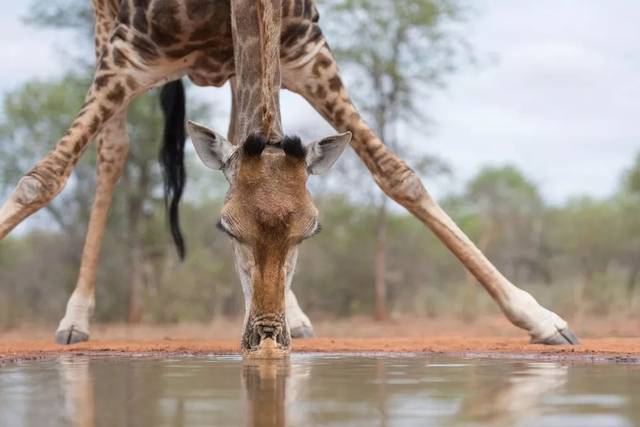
top-left (450, 362), bottom-right (569, 427)
top-left (241, 359), bottom-right (313, 427)
top-left (50, 356), bottom-right (576, 427)
top-left (58, 356), bottom-right (95, 427)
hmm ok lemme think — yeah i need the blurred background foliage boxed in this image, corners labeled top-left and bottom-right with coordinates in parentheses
top-left (0, 0), bottom-right (639, 329)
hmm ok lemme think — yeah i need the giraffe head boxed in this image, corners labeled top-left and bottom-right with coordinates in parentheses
top-left (187, 121), bottom-right (351, 357)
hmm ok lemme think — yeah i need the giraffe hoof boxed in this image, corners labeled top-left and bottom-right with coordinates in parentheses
top-left (531, 327), bottom-right (580, 345)
top-left (290, 325), bottom-right (314, 339)
top-left (55, 328), bottom-right (90, 345)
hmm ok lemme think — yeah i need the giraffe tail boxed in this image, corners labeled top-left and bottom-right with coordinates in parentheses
top-left (159, 79), bottom-right (187, 260)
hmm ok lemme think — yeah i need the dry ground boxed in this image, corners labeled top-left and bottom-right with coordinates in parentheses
top-left (1, 315), bottom-right (639, 363)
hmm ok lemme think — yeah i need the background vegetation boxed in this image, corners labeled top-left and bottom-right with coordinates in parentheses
top-left (0, 0), bottom-right (638, 329)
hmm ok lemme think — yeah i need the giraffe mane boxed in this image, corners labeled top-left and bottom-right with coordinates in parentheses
top-left (256, 0), bottom-right (281, 140)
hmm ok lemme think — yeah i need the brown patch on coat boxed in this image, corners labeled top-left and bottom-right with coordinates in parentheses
top-left (106, 83), bottom-right (126, 104)
top-left (94, 73), bottom-right (113, 90)
top-left (281, 22), bottom-right (309, 48)
top-left (133, 9), bottom-right (149, 33)
top-left (311, 53), bottom-right (331, 77)
top-left (333, 108), bottom-right (345, 127)
top-left (118, 0), bottom-right (131, 26)
top-left (149, 0), bottom-right (182, 46)
top-left (112, 47), bottom-right (128, 67)
top-left (131, 35), bottom-right (159, 62)
top-left (314, 84), bottom-right (326, 99)
top-left (328, 75), bottom-right (342, 92)
top-left (185, 0), bottom-right (215, 21)
top-left (89, 116), bottom-right (101, 134)
top-left (100, 105), bottom-right (112, 122)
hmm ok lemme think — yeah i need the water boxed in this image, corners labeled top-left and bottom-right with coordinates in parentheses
top-left (1, 355), bottom-right (639, 427)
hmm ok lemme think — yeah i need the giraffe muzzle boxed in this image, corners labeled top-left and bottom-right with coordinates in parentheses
top-left (242, 313), bottom-right (291, 359)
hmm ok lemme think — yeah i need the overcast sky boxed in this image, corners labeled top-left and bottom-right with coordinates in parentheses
top-left (0, 0), bottom-right (639, 204)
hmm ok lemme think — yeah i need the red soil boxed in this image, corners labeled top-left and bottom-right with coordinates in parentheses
top-left (1, 317), bottom-right (638, 363)
top-left (1, 337), bottom-right (639, 364)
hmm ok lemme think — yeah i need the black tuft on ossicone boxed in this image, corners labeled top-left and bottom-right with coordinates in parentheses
top-left (243, 134), bottom-right (267, 157)
top-left (282, 135), bottom-right (306, 159)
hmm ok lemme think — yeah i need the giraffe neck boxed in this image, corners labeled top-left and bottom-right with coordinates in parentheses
top-left (231, 0), bottom-right (284, 144)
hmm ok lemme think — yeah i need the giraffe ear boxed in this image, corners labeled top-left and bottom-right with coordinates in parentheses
top-left (305, 131), bottom-right (352, 175)
top-left (187, 120), bottom-right (236, 170)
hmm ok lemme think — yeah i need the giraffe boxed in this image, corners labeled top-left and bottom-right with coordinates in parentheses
top-left (0, 0), bottom-right (579, 353)
top-left (185, 0), bottom-right (353, 356)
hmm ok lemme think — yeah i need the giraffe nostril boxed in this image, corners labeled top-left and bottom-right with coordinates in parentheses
top-left (250, 331), bottom-right (261, 348)
top-left (258, 325), bottom-right (277, 340)
top-left (248, 325), bottom-right (279, 349)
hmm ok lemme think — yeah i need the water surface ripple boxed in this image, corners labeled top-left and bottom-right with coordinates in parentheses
top-left (0, 355), bottom-right (638, 426)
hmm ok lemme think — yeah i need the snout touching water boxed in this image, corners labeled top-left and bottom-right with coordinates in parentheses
top-left (1, 355), bottom-right (639, 427)
top-left (242, 313), bottom-right (290, 359)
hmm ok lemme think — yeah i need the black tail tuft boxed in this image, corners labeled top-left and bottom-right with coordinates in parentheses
top-left (159, 79), bottom-right (187, 260)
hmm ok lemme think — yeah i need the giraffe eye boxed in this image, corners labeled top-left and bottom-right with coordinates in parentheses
top-left (310, 222), bottom-right (322, 236)
top-left (302, 220), bottom-right (321, 240)
top-left (216, 219), bottom-right (239, 240)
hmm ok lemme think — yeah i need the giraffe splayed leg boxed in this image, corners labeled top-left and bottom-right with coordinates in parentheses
top-left (286, 289), bottom-right (314, 338)
top-left (283, 43), bottom-right (578, 345)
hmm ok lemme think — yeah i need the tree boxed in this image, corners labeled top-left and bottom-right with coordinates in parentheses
top-left (622, 152), bottom-right (640, 195)
top-left (321, 0), bottom-right (466, 320)
top-left (551, 197), bottom-right (624, 315)
top-left (617, 152), bottom-right (640, 299)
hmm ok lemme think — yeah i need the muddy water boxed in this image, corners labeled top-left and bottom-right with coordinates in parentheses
top-left (0, 355), bottom-right (639, 427)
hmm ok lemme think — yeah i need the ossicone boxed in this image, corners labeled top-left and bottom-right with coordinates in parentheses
top-left (282, 136), bottom-right (306, 159)
top-left (243, 134), bottom-right (267, 157)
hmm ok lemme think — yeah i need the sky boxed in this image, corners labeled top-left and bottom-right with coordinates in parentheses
top-left (0, 0), bottom-right (639, 204)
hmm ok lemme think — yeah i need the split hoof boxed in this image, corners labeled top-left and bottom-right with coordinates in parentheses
top-left (531, 327), bottom-right (579, 345)
top-left (290, 325), bottom-right (314, 339)
top-left (55, 328), bottom-right (90, 345)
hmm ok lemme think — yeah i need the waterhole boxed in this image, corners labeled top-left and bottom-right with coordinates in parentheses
top-left (1, 355), bottom-right (638, 426)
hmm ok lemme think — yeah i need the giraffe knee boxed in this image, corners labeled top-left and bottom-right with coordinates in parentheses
top-left (14, 173), bottom-right (64, 208)
top-left (14, 176), bottom-right (47, 206)
top-left (375, 164), bottom-right (428, 208)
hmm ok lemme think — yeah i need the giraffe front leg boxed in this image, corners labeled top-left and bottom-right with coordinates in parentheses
top-left (0, 39), bottom-right (150, 240)
top-left (283, 45), bottom-right (578, 345)
top-left (286, 289), bottom-right (314, 339)
top-left (58, 356), bottom-right (95, 426)
top-left (283, 247), bottom-right (314, 339)
top-left (55, 112), bottom-right (130, 345)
